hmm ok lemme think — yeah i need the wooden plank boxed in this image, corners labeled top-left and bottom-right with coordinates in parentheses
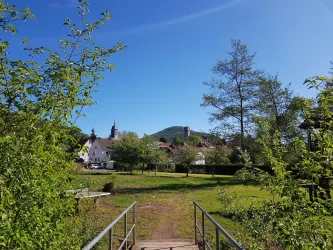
top-left (75, 191), bottom-right (111, 199)
top-left (132, 240), bottom-right (199, 250)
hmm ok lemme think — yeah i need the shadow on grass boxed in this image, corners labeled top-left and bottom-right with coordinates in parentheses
top-left (129, 174), bottom-right (260, 185)
top-left (77, 171), bottom-right (115, 176)
top-left (117, 179), bottom-right (240, 194)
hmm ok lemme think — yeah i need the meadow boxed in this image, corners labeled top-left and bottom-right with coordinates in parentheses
top-left (71, 171), bottom-right (270, 247)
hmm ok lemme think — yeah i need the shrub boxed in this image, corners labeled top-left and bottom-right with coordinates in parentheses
top-left (102, 182), bottom-right (115, 193)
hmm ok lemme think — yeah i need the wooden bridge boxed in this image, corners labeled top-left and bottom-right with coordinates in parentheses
top-left (82, 201), bottom-right (243, 250)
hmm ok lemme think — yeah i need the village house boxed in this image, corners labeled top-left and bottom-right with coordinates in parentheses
top-left (155, 126), bottom-right (210, 165)
top-left (78, 121), bottom-right (120, 168)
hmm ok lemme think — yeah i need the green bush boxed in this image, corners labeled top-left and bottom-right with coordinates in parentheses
top-left (0, 1), bottom-right (124, 248)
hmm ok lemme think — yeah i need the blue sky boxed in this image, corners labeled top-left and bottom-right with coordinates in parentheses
top-left (8, 0), bottom-right (333, 138)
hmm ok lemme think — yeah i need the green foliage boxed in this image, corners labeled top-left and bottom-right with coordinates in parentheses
top-left (214, 74), bottom-right (333, 247)
top-left (253, 74), bottom-right (306, 165)
top-left (0, 1), bottom-right (124, 248)
top-left (112, 134), bottom-right (141, 173)
top-left (172, 145), bottom-right (200, 177)
top-left (205, 146), bottom-right (231, 165)
top-left (184, 135), bottom-right (202, 146)
top-left (66, 125), bottom-right (89, 153)
top-left (221, 118), bottom-right (333, 249)
top-left (173, 136), bottom-right (183, 146)
top-left (159, 137), bottom-right (167, 143)
top-left (112, 133), bottom-right (167, 173)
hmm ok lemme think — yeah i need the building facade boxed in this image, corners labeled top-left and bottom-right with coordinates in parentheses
top-left (78, 122), bottom-right (120, 167)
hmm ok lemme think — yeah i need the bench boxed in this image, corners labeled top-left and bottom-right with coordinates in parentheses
top-left (66, 188), bottom-right (111, 212)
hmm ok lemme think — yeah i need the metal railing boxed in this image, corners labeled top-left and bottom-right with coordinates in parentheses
top-left (193, 201), bottom-right (244, 250)
top-left (82, 201), bottom-right (136, 250)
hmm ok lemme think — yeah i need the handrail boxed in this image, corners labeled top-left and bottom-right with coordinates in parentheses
top-left (82, 201), bottom-right (136, 250)
top-left (193, 201), bottom-right (244, 250)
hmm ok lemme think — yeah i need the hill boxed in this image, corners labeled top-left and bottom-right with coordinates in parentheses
top-left (150, 126), bottom-right (208, 142)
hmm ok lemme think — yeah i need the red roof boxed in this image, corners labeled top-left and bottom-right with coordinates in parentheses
top-left (159, 143), bottom-right (172, 147)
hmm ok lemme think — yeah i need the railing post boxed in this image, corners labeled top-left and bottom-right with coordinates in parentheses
top-left (194, 202), bottom-right (197, 244)
top-left (133, 203), bottom-right (136, 245)
top-left (109, 228), bottom-right (113, 250)
top-left (202, 211), bottom-right (205, 250)
top-left (124, 213), bottom-right (128, 249)
top-left (215, 227), bottom-right (219, 250)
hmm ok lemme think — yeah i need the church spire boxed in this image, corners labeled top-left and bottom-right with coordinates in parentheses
top-left (110, 119), bottom-right (119, 140)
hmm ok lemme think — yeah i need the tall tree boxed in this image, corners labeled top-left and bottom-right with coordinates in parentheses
top-left (140, 134), bottom-right (156, 174)
top-left (184, 135), bottom-right (202, 147)
top-left (173, 136), bottom-right (183, 146)
top-left (112, 133), bottom-right (141, 173)
top-left (256, 75), bottom-right (302, 142)
top-left (172, 145), bottom-right (199, 177)
top-left (159, 137), bottom-right (167, 143)
top-left (201, 39), bottom-right (262, 152)
top-left (0, 1), bottom-right (124, 248)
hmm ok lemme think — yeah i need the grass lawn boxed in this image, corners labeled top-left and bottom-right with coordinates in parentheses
top-left (71, 170), bottom-right (270, 247)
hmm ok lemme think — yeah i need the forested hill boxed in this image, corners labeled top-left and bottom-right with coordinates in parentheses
top-left (150, 126), bottom-right (207, 142)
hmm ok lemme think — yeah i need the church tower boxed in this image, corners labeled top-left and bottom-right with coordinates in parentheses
top-left (110, 120), bottom-right (119, 140)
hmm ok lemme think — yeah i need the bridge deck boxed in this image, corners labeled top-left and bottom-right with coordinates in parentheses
top-left (132, 240), bottom-right (199, 250)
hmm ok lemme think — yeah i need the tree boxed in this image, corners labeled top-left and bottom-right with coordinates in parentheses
top-left (173, 136), bottom-right (183, 146)
top-left (150, 149), bottom-right (168, 175)
top-left (172, 145), bottom-right (199, 177)
top-left (201, 39), bottom-right (262, 152)
top-left (184, 135), bottom-right (202, 147)
top-left (0, 1), bottom-right (124, 248)
top-left (112, 133), bottom-right (141, 173)
top-left (159, 137), bottom-right (167, 143)
top-left (299, 76), bottom-right (333, 199)
top-left (90, 128), bottom-right (97, 141)
top-left (256, 75), bottom-right (303, 142)
top-left (118, 130), bottom-right (138, 137)
top-left (140, 134), bottom-right (167, 174)
top-left (205, 145), bottom-right (231, 177)
top-left (141, 134), bottom-right (156, 145)
top-left (218, 77), bottom-right (333, 249)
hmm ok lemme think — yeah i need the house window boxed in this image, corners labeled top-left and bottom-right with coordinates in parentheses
top-left (93, 151), bottom-right (95, 156)
top-left (95, 145), bottom-right (97, 149)
top-left (82, 153), bottom-right (84, 156)
top-left (90, 158), bottom-right (92, 161)
top-left (98, 157), bottom-right (100, 162)
top-left (95, 158), bottom-right (97, 162)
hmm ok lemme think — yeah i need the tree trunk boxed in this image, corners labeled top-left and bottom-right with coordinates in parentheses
top-left (142, 163), bottom-right (144, 174)
top-left (155, 164), bottom-right (157, 176)
top-left (240, 101), bottom-right (244, 152)
top-left (238, 85), bottom-right (245, 153)
top-left (186, 167), bottom-right (189, 177)
top-left (212, 165), bottom-right (215, 178)
top-left (319, 175), bottom-right (331, 200)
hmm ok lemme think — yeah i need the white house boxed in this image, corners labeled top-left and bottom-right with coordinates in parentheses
top-left (78, 138), bottom-right (94, 162)
top-left (78, 138), bottom-right (117, 166)
top-left (78, 122), bottom-right (120, 167)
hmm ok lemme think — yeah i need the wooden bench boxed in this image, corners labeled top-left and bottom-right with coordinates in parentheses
top-left (66, 188), bottom-right (111, 212)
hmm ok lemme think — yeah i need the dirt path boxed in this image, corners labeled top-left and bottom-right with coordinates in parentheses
top-left (137, 202), bottom-right (177, 239)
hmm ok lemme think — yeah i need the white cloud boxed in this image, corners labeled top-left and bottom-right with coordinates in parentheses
top-left (111, 0), bottom-right (243, 36)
